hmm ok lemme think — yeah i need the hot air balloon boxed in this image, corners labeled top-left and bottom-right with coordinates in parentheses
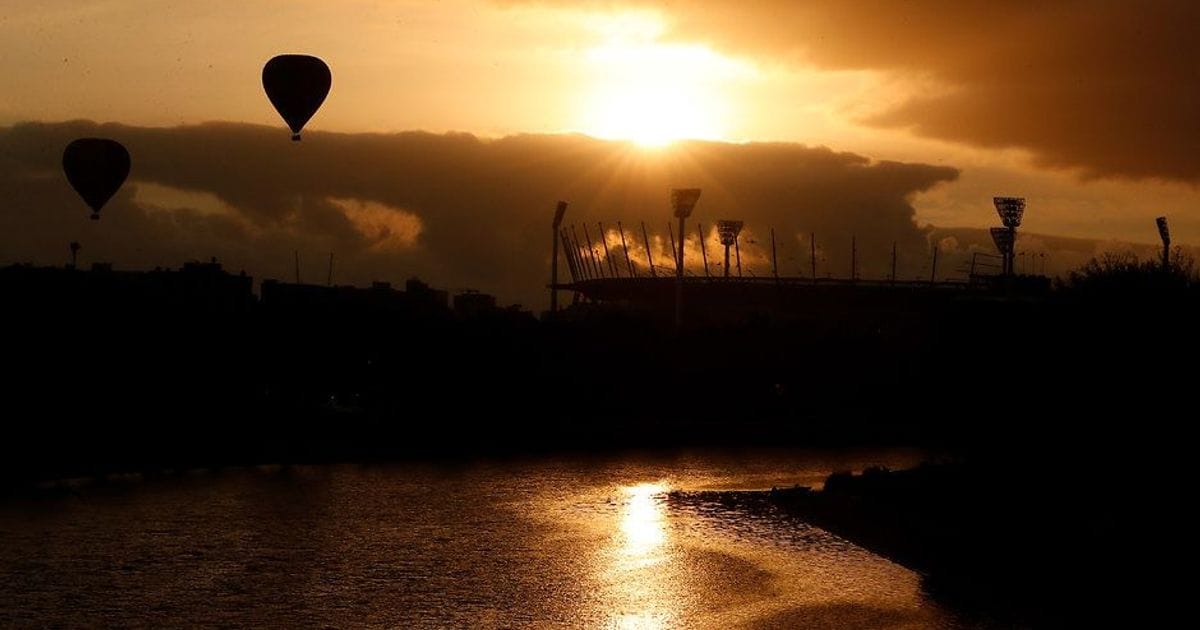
top-left (262, 54), bottom-right (331, 141)
top-left (62, 138), bottom-right (130, 221)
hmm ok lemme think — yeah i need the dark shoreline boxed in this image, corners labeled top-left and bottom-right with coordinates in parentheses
top-left (5, 257), bottom-right (1197, 496)
top-left (673, 460), bottom-right (1183, 628)
top-left (1, 421), bottom-right (932, 492)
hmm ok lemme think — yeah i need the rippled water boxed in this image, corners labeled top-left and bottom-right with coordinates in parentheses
top-left (0, 450), bottom-right (990, 628)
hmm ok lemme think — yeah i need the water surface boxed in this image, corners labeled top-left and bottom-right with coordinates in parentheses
top-left (0, 449), bottom-right (991, 628)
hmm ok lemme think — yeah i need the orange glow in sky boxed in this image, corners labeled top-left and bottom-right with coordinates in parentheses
top-left (0, 0), bottom-right (1198, 244)
top-left (576, 15), bottom-right (754, 147)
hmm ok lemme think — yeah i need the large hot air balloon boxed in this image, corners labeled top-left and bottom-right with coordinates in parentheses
top-left (62, 138), bottom-right (131, 221)
top-left (262, 54), bottom-right (331, 141)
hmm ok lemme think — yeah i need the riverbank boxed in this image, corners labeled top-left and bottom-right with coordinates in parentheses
top-left (5, 261), bottom-right (1197, 495)
top-left (1, 417), bottom-right (929, 491)
top-left (673, 459), bottom-right (1186, 627)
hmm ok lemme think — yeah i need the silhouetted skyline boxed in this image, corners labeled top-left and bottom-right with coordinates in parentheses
top-left (1, 2), bottom-right (1197, 308)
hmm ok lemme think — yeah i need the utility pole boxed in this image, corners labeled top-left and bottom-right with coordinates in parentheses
top-left (771, 228), bottom-right (779, 280)
top-left (930, 244), bottom-right (939, 286)
top-left (890, 241), bottom-right (897, 285)
top-left (851, 235), bottom-right (857, 282)
top-left (698, 224), bottom-right (710, 277)
top-left (810, 233), bottom-right (817, 283)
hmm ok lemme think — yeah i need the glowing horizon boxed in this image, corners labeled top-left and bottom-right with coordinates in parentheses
top-left (2, 0), bottom-right (1199, 250)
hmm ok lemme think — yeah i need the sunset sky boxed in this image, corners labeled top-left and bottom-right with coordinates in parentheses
top-left (1, 0), bottom-right (1196, 304)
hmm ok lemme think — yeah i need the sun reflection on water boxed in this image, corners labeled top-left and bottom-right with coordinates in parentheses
top-left (604, 481), bottom-right (675, 629)
top-left (620, 482), bottom-right (668, 565)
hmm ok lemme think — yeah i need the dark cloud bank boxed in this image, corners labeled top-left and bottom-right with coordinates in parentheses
top-left (1, 121), bottom-right (958, 306)
top-left (531, 0), bottom-right (1200, 182)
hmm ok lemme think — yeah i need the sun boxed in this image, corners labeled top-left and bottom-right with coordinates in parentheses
top-left (585, 83), bottom-right (718, 148)
top-left (578, 37), bottom-right (752, 148)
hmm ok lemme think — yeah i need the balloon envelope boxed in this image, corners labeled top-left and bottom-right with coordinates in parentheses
top-left (62, 138), bottom-right (130, 220)
top-left (262, 54), bottom-right (331, 141)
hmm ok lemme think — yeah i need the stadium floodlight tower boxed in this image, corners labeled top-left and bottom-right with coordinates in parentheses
top-left (550, 201), bottom-right (568, 313)
top-left (717, 220), bottom-right (744, 278)
top-left (989, 227), bottom-right (1015, 277)
top-left (993, 197), bottom-right (1026, 276)
top-left (671, 188), bottom-right (701, 328)
top-left (1156, 216), bottom-right (1171, 272)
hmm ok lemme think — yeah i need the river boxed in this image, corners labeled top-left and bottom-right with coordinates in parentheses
top-left (0, 449), bottom-right (1000, 628)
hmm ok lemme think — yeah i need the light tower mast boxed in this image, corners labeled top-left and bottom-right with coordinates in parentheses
top-left (671, 188), bottom-right (701, 328)
top-left (717, 220), bottom-right (744, 279)
top-left (993, 197), bottom-right (1026, 276)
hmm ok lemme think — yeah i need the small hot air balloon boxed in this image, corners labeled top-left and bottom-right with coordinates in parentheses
top-left (262, 54), bottom-right (331, 141)
top-left (62, 138), bottom-right (130, 221)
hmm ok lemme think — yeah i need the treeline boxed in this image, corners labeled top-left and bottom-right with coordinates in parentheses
top-left (2, 252), bottom-right (1197, 484)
